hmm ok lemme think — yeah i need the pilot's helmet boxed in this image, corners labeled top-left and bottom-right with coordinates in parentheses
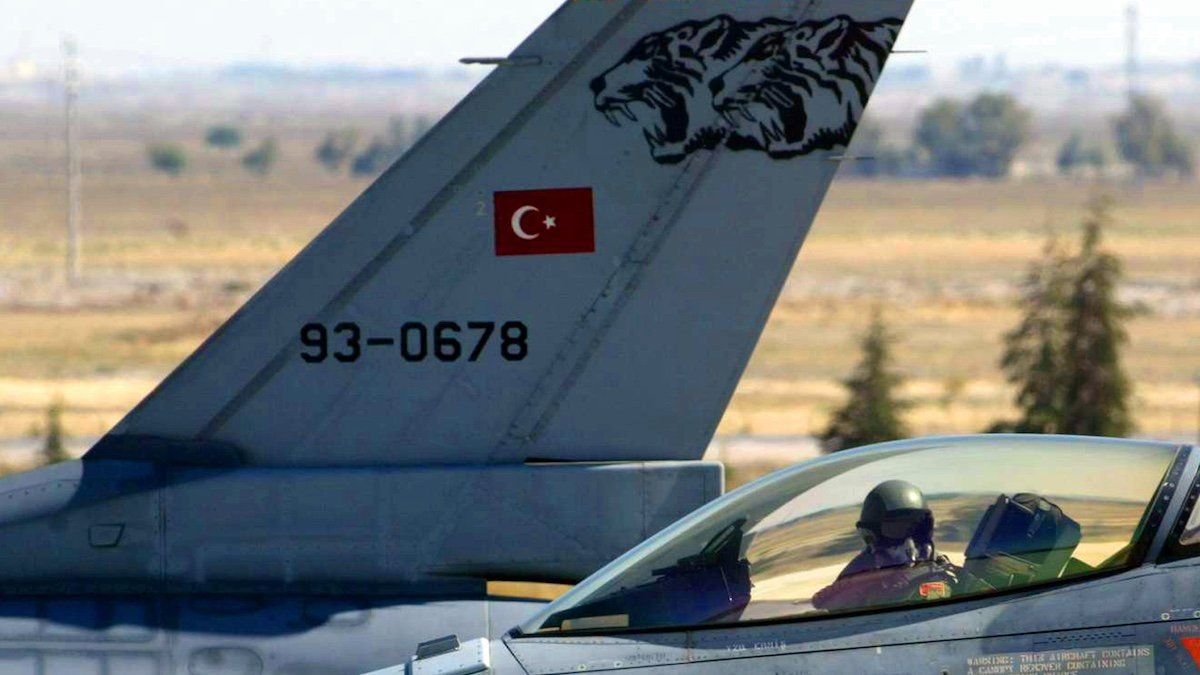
top-left (856, 480), bottom-right (933, 546)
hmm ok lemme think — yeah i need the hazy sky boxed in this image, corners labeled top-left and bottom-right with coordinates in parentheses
top-left (4, 0), bottom-right (1198, 74)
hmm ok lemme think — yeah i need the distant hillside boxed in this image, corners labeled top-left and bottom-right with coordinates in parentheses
top-left (217, 62), bottom-right (476, 84)
top-left (0, 63), bottom-right (482, 114)
top-left (2, 59), bottom-right (1199, 122)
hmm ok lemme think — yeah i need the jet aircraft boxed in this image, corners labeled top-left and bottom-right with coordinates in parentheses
top-left (17, 0), bottom-right (1195, 674)
top-left (395, 434), bottom-right (1199, 675)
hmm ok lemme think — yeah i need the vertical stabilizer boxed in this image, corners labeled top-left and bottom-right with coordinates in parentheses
top-left (95, 0), bottom-right (913, 466)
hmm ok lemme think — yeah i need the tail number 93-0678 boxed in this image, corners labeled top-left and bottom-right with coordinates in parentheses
top-left (299, 321), bottom-right (528, 364)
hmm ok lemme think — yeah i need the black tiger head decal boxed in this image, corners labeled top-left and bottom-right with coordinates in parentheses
top-left (589, 15), bottom-right (788, 164)
top-left (594, 15), bottom-right (901, 163)
top-left (713, 16), bottom-right (902, 158)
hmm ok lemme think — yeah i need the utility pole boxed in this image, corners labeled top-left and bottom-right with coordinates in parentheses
top-left (63, 36), bottom-right (82, 286)
top-left (1125, 3), bottom-right (1140, 103)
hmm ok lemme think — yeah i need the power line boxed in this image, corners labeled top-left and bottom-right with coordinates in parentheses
top-left (1125, 3), bottom-right (1140, 102)
top-left (63, 36), bottom-right (82, 286)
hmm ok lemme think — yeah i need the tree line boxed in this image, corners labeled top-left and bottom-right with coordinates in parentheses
top-left (314, 115), bottom-right (437, 176)
top-left (847, 92), bottom-right (1194, 180)
top-left (144, 114), bottom-right (438, 179)
top-left (147, 125), bottom-right (279, 178)
top-left (821, 197), bottom-right (1134, 453)
top-left (142, 93), bottom-right (1194, 181)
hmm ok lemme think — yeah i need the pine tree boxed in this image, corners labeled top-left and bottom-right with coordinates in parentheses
top-left (1059, 197), bottom-right (1134, 437)
top-left (41, 399), bottom-right (70, 465)
top-left (992, 198), bottom-right (1135, 437)
top-left (822, 309), bottom-right (909, 453)
top-left (995, 238), bottom-right (1071, 433)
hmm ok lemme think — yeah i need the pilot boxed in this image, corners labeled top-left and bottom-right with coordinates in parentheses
top-left (812, 480), bottom-right (957, 612)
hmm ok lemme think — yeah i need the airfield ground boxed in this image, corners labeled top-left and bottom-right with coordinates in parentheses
top-left (0, 124), bottom-right (1197, 479)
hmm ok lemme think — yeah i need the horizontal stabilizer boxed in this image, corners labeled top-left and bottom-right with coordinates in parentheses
top-left (98, 0), bottom-right (912, 466)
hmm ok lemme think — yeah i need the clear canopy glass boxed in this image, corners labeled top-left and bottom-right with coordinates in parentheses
top-left (519, 436), bottom-right (1179, 635)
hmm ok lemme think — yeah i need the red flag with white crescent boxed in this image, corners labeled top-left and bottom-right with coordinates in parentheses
top-left (494, 187), bottom-right (595, 257)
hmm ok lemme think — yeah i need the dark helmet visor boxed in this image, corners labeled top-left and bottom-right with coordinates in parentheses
top-left (858, 508), bottom-right (931, 541)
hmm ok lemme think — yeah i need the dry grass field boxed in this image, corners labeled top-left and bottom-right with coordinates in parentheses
top-left (0, 113), bottom-right (1197, 473)
top-left (727, 179), bottom-right (1200, 444)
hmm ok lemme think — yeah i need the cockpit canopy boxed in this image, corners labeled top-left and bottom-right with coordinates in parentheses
top-left (520, 436), bottom-right (1182, 635)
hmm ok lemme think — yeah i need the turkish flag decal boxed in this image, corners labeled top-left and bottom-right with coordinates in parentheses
top-left (494, 187), bottom-right (595, 257)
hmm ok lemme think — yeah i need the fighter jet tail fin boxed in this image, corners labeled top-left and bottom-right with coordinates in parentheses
top-left (95, 0), bottom-right (913, 467)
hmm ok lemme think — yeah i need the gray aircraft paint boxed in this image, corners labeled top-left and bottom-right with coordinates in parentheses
top-left (99, 0), bottom-right (908, 466)
top-left (476, 438), bottom-right (1200, 675)
top-left (502, 564), bottom-right (1200, 673)
top-left (0, 460), bottom-right (718, 591)
top-left (0, 0), bottom-right (922, 672)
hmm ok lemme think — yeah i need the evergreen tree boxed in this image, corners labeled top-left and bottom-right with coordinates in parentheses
top-left (914, 93), bottom-right (1031, 178)
top-left (1059, 197), bottom-right (1134, 437)
top-left (822, 309), bottom-right (909, 453)
top-left (242, 138), bottom-right (279, 176)
top-left (315, 129), bottom-right (358, 172)
top-left (963, 92), bottom-right (1032, 178)
top-left (914, 99), bottom-right (972, 177)
top-left (146, 143), bottom-right (187, 177)
top-left (41, 399), bottom-right (70, 465)
top-left (992, 198), bottom-right (1134, 437)
top-left (1057, 132), bottom-right (1108, 176)
top-left (995, 238), bottom-right (1070, 433)
top-left (350, 138), bottom-right (397, 177)
top-left (204, 125), bottom-right (243, 149)
top-left (1114, 95), bottom-right (1195, 178)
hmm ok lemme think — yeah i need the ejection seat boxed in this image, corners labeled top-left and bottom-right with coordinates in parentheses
top-left (962, 493), bottom-right (1083, 592)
